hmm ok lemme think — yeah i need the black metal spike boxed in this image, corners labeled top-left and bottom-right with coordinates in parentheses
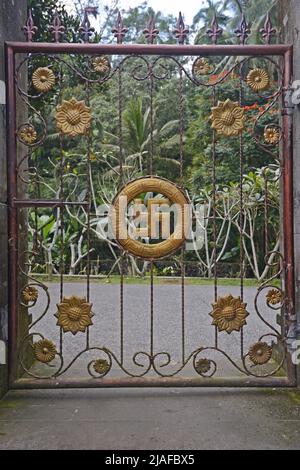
top-left (143, 16), bottom-right (159, 44)
top-left (49, 10), bottom-right (65, 43)
top-left (79, 9), bottom-right (95, 43)
top-left (260, 13), bottom-right (276, 44)
top-left (173, 12), bottom-right (189, 45)
top-left (22, 9), bottom-right (38, 42)
top-left (234, 13), bottom-right (251, 45)
top-left (206, 14), bottom-right (223, 45)
top-left (111, 11), bottom-right (128, 44)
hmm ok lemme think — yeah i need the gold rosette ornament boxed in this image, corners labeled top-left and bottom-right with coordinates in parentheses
top-left (210, 294), bottom-right (249, 334)
top-left (248, 341), bottom-right (272, 365)
top-left (93, 359), bottom-right (110, 375)
top-left (32, 67), bottom-right (55, 93)
top-left (210, 99), bottom-right (245, 137)
top-left (56, 97), bottom-right (92, 137)
top-left (18, 124), bottom-right (37, 145)
top-left (55, 295), bottom-right (93, 335)
top-left (33, 339), bottom-right (57, 363)
top-left (195, 358), bottom-right (211, 375)
top-left (246, 68), bottom-right (270, 92)
top-left (193, 57), bottom-right (210, 76)
top-left (264, 127), bottom-right (280, 145)
top-left (266, 288), bottom-right (282, 306)
top-left (22, 285), bottom-right (39, 303)
top-left (92, 56), bottom-right (110, 74)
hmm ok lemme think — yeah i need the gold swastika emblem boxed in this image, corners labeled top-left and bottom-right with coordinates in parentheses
top-left (111, 176), bottom-right (191, 260)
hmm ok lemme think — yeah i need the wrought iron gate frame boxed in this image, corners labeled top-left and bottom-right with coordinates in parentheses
top-left (5, 40), bottom-right (296, 389)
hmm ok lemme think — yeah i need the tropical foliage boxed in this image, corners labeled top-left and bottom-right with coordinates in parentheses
top-left (25, 0), bottom-right (281, 281)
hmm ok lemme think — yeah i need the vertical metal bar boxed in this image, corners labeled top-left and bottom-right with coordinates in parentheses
top-left (118, 66), bottom-right (124, 188)
top-left (149, 61), bottom-right (154, 358)
top-left (181, 247), bottom-right (185, 364)
top-left (59, 135), bottom-right (64, 356)
top-left (212, 85), bottom-right (218, 348)
top-left (85, 79), bottom-right (91, 350)
top-left (118, 64), bottom-right (124, 365)
top-left (239, 67), bottom-right (245, 359)
top-left (283, 48), bottom-right (295, 317)
top-left (179, 66), bottom-right (185, 364)
top-left (149, 65), bottom-right (154, 175)
top-left (6, 45), bottom-right (18, 383)
top-left (150, 260), bottom-right (154, 356)
top-left (58, 64), bottom-right (64, 355)
top-left (283, 48), bottom-right (296, 384)
top-left (120, 254), bottom-right (124, 365)
top-left (179, 67), bottom-right (184, 183)
top-left (239, 72), bottom-right (244, 301)
top-left (264, 172), bottom-right (269, 256)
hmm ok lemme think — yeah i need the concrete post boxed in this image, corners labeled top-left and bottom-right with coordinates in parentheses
top-left (279, 0), bottom-right (300, 386)
top-left (0, 0), bottom-right (27, 398)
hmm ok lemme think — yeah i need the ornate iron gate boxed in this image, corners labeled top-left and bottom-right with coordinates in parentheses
top-left (5, 9), bottom-right (297, 388)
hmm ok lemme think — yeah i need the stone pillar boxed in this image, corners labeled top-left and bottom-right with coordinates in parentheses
top-left (0, 0), bottom-right (27, 399)
top-left (280, 0), bottom-right (300, 386)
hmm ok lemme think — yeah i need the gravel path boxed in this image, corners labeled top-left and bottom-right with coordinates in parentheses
top-left (26, 281), bottom-right (282, 379)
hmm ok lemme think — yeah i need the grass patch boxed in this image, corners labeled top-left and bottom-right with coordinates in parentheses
top-left (28, 273), bottom-right (281, 287)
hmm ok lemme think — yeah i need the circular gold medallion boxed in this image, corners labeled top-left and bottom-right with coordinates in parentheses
top-left (111, 176), bottom-right (191, 259)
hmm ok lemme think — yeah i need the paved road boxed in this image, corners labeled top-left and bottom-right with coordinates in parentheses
top-left (0, 282), bottom-right (297, 450)
top-left (0, 387), bottom-right (300, 449)
top-left (27, 282), bottom-right (280, 379)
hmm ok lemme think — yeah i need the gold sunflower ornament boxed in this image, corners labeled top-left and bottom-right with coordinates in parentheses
top-left (248, 341), bottom-right (272, 365)
top-left (32, 67), bottom-right (55, 93)
top-left (33, 338), bottom-right (57, 363)
top-left (266, 288), bottom-right (282, 306)
top-left (92, 56), bottom-right (110, 74)
top-left (93, 358), bottom-right (110, 375)
top-left (193, 57), bottom-right (210, 76)
top-left (210, 99), bottom-right (245, 137)
top-left (18, 124), bottom-right (37, 145)
top-left (246, 68), bottom-right (270, 92)
top-left (22, 285), bottom-right (39, 303)
top-left (55, 295), bottom-right (93, 335)
top-left (264, 127), bottom-right (280, 145)
top-left (210, 294), bottom-right (249, 334)
top-left (56, 97), bottom-right (92, 137)
top-left (195, 358), bottom-right (211, 375)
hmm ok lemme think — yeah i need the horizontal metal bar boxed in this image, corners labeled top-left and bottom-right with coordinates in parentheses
top-left (6, 42), bottom-right (292, 56)
top-left (12, 199), bottom-right (89, 208)
top-left (12, 375), bottom-right (296, 389)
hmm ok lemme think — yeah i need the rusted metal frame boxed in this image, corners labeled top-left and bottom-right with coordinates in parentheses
top-left (11, 375), bottom-right (295, 389)
top-left (282, 47), bottom-right (296, 385)
top-left (6, 42), bottom-right (291, 55)
top-left (6, 40), bottom-right (296, 387)
top-left (6, 44), bottom-right (18, 384)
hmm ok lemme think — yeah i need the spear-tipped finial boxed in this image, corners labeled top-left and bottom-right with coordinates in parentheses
top-left (260, 13), bottom-right (276, 44)
top-left (234, 13), bottom-right (251, 45)
top-left (22, 9), bottom-right (38, 42)
top-left (206, 14), bottom-right (223, 45)
top-left (111, 11), bottom-right (128, 44)
top-left (173, 12), bottom-right (189, 45)
top-left (49, 10), bottom-right (65, 42)
top-left (143, 16), bottom-right (159, 44)
top-left (79, 8), bottom-right (95, 43)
